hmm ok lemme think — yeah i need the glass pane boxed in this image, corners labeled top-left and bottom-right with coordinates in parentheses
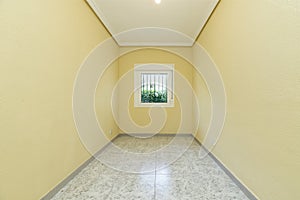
top-left (141, 73), bottom-right (168, 103)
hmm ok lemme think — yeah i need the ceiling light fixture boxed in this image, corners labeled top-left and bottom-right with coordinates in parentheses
top-left (155, 0), bottom-right (161, 4)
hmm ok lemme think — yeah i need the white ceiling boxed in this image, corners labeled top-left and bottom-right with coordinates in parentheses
top-left (87, 0), bottom-right (219, 46)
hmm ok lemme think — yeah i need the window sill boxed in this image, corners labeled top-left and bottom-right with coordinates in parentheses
top-left (134, 102), bottom-right (174, 108)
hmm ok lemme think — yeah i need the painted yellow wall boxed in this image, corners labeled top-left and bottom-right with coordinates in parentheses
top-left (192, 68), bottom-right (211, 141)
top-left (95, 60), bottom-right (119, 140)
top-left (0, 0), bottom-right (114, 199)
top-left (118, 48), bottom-right (195, 134)
top-left (196, 0), bottom-right (300, 199)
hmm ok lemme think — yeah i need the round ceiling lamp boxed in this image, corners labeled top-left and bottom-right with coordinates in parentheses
top-left (155, 0), bottom-right (161, 4)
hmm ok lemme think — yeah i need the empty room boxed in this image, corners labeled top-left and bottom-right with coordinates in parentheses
top-left (1, 0), bottom-right (299, 200)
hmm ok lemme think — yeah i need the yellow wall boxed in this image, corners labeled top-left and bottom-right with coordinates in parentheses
top-left (192, 68), bottom-right (211, 141)
top-left (118, 48), bottom-right (195, 134)
top-left (0, 0), bottom-right (114, 199)
top-left (95, 60), bottom-right (119, 140)
top-left (196, 0), bottom-right (300, 199)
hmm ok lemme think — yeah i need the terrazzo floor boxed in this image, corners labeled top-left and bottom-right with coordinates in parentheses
top-left (50, 135), bottom-right (250, 200)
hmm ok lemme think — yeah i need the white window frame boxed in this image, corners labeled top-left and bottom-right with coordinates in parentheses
top-left (134, 63), bottom-right (174, 107)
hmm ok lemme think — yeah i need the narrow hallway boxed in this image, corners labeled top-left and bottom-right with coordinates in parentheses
top-left (1, 0), bottom-right (299, 200)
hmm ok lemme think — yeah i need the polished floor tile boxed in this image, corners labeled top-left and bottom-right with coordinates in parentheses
top-left (50, 135), bottom-right (250, 200)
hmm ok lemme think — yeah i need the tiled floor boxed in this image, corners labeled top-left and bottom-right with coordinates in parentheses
top-left (51, 135), bottom-right (250, 200)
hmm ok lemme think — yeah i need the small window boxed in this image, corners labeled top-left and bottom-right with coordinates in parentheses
top-left (134, 64), bottom-right (174, 107)
top-left (140, 73), bottom-right (168, 103)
